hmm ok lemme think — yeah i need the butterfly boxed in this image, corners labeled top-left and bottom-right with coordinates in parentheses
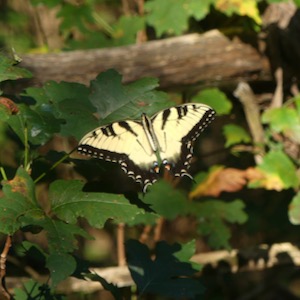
top-left (77, 103), bottom-right (215, 193)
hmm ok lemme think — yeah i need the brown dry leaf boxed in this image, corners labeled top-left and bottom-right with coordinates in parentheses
top-left (189, 167), bottom-right (253, 199)
top-left (0, 96), bottom-right (19, 114)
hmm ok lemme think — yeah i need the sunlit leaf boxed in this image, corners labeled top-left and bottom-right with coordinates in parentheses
top-left (223, 124), bottom-right (251, 147)
top-left (112, 16), bottom-right (145, 46)
top-left (190, 166), bottom-right (251, 198)
top-left (145, 0), bottom-right (189, 36)
top-left (216, 0), bottom-right (261, 24)
top-left (249, 150), bottom-right (299, 190)
top-left (192, 88), bottom-right (232, 115)
top-left (185, 0), bottom-right (216, 20)
top-left (262, 107), bottom-right (300, 143)
top-left (289, 191), bottom-right (300, 225)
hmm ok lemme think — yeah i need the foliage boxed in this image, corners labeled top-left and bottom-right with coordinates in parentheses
top-left (2, 49), bottom-right (300, 297)
top-left (126, 239), bottom-right (204, 298)
top-left (0, 56), bottom-right (247, 298)
top-left (0, 0), bottom-right (300, 299)
top-left (0, 0), bottom-right (299, 52)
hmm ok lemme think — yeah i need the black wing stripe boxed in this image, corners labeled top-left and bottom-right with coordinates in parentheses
top-left (161, 108), bottom-right (171, 130)
top-left (118, 121), bottom-right (138, 137)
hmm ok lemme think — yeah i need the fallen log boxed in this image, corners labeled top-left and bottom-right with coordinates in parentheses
top-left (19, 30), bottom-right (270, 89)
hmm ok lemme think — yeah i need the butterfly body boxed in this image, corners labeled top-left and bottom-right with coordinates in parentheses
top-left (78, 103), bottom-right (215, 192)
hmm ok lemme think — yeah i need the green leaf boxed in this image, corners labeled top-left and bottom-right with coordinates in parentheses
top-left (25, 81), bottom-right (97, 140)
top-left (192, 88), bottom-right (232, 115)
top-left (14, 279), bottom-right (64, 300)
top-left (223, 124), bottom-right (251, 147)
top-left (199, 199), bottom-right (247, 224)
top-left (50, 180), bottom-right (144, 227)
top-left (58, 3), bottom-right (94, 33)
top-left (198, 216), bottom-right (232, 249)
top-left (145, 0), bottom-right (189, 36)
top-left (289, 191), bottom-right (300, 225)
top-left (294, 0), bottom-right (300, 8)
top-left (173, 239), bottom-right (202, 271)
top-left (47, 252), bottom-right (77, 287)
top-left (90, 69), bottom-right (131, 119)
top-left (127, 210), bottom-right (159, 226)
top-left (0, 167), bottom-right (43, 235)
top-left (144, 181), bottom-right (247, 249)
top-left (90, 70), bottom-right (172, 124)
top-left (0, 54), bottom-right (32, 83)
top-left (57, 99), bottom-right (99, 139)
top-left (126, 239), bottom-right (205, 298)
top-left (144, 181), bottom-right (191, 219)
top-left (38, 217), bottom-right (89, 254)
top-left (185, 0), bottom-right (216, 20)
top-left (197, 199), bottom-right (247, 249)
top-left (34, 217), bottom-right (89, 287)
top-left (215, 0), bottom-right (261, 24)
top-left (254, 150), bottom-right (299, 190)
top-left (7, 103), bottom-right (61, 146)
top-left (112, 16), bottom-right (145, 46)
top-left (262, 107), bottom-right (300, 143)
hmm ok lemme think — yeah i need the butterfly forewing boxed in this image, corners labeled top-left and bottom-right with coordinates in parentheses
top-left (78, 120), bottom-right (159, 187)
top-left (152, 103), bottom-right (215, 177)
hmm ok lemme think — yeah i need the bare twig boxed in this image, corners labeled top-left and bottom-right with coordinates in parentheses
top-left (153, 218), bottom-right (164, 242)
top-left (139, 225), bottom-right (152, 243)
top-left (117, 223), bottom-right (126, 266)
top-left (234, 82), bottom-right (265, 163)
top-left (0, 236), bottom-right (12, 300)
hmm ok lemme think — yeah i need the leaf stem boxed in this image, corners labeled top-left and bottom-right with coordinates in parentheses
top-left (24, 123), bottom-right (29, 171)
top-left (0, 166), bottom-right (7, 181)
top-left (33, 149), bottom-right (76, 184)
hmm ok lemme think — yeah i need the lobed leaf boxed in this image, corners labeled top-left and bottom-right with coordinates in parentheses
top-left (0, 54), bottom-right (32, 83)
top-left (0, 167), bottom-right (43, 235)
top-left (126, 239), bottom-right (204, 298)
top-left (262, 107), bottom-right (300, 143)
top-left (144, 181), bottom-right (247, 248)
top-left (145, 0), bottom-right (189, 36)
top-left (50, 180), bottom-right (144, 227)
top-left (250, 150), bottom-right (299, 190)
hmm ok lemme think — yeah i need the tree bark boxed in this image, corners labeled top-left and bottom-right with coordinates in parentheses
top-left (19, 30), bottom-right (270, 89)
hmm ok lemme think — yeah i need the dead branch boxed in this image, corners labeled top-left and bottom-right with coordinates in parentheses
top-left (18, 30), bottom-right (269, 90)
